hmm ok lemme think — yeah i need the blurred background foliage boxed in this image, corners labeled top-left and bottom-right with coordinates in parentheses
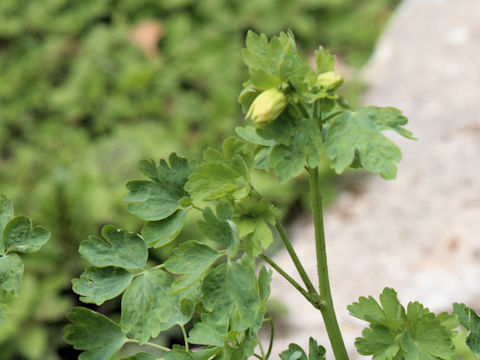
top-left (0, 0), bottom-right (400, 358)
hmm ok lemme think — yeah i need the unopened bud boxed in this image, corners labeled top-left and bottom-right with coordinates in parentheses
top-left (246, 88), bottom-right (288, 125)
top-left (316, 71), bottom-right (343, 90)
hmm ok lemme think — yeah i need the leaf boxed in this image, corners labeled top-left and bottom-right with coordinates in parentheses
top-left (245, 219), bottom-right (273, 256)
top-left (79, 225), bottom-right (148, 269)
top-left (315, 46), bottom-right (335, 73)
top-left (0, 195), bottom-right (14, 253)
top-left (201, 262), bottom-right (260, 332)
top-left (164, 241), bottom-right (221, 292)
top-left (121, 269), bottom-right (176, 344)
top-left (72, 266), bottom-right (133, 305)
top-left (64, 307), bottom-right (126, 360)
top-left (0, 253), bottom-right (24, 296)
top-left (141, 210), bottom-right (187, 248)
top-left (120, 353), bottom-right (157, 360)
top-left (124, 180), bottom-right (179, 221)
top-left (270, 119), bottom-right (323, 182)
top-left (453, 303), bottom-right (480, 356)
top-left (242, 31), bottom-right (296, 81)
top-left (402, 322), bottom-right (454, 360)
top-left (235, 126), bottom-right (275, 147)
top-left (355, 324), bottom-right (399, 359)
top-left (188, 311), bottom-right (229, 347)
top-left (280, 343), bottom-right (307, 360)
top-left (308, 337), bottom-right (327, 360)
top-left (198, 207), bottom-right (239, 257)
top-left (325, 107), bottom-right (413, 179)
top-left (2, 215), bottom-right (50, 253)
top-left (185, 162), bottom-right (239, 201)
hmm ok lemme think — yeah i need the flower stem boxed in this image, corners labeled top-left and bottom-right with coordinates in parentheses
top-left (274, 222), bottom-right (317, 295)
top-left (308, 166), bottom-right (349, 360)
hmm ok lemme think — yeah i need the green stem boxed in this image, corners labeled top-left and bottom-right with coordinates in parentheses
top-left (308, 167), bottom-right (348, 360)
top-left (265, 315), bottom-right (274, 360)
top-left (180, 324), bottom-right (189, 352)
top-left (274, 222), bottom-right (317, 295)
top-left (126, 339), bottom-right (170, 352)
top-left (256, 333), bottom-right (266, 359)
top-left (260, 254), bottom-right (325, 310)
top-left (295, 102), bottom-right (310, 118)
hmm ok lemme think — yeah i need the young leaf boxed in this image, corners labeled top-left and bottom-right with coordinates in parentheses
top-left (315, 46), bottom-right (335, 74)
top-left (270, 119), bottom-right (323, 182)
top-left (164, 241), bottom-right (221, 293)
top-left (141, 210), bottom-right (187, 248)
top-left (0, 253), bottom-right (24, 296)
top-left (72, 266), bottom-right (134, 305)
top-left (64, 307), bottom-right (126, 360)
top-left (325, 106), bottom-right (413, 179)
top-left (124, 180), bottom-right (180, 221)
top-left (121, 269), bottom-right (176, 344)
top-left (308, 337), bottom-right (327, 360)
top-left (0, 195), bottom-right (14, 253)
top-left (2, 215), bottom-right (50, 253)
top-left (79, 225), bottom-right (148, 269)
top-left (453, 303), bottom-right (480, 356)
top-left (198, 207), bottom-right (239, 257)
top-left (280, 343), bottom-right (308, 360)
top-left (245, 219), bottom-right (273, 256)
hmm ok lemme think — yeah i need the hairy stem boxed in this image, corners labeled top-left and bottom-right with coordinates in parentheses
top-left (260, 254), bottom-right (324, 310)
top-left (274, 222), bottom-right (317, 295)
top-left (309, 166), bottom-right (349, 360)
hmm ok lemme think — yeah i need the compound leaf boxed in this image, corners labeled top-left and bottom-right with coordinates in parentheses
top-left (0, 253), bottom-right (24, 296)
top-left (164, 241), bottom-right (221, 293)
top-left (121, 269), bottom-right (176, 344)
top-left (79, 225), bottom-right (147, 269)
top-left (72, 267), bottom-right (133, 305)
top-left (141, 210), bottom-right (187, 248)
top-left (453, 303), bottom-right (480, 356)
top-left (64, 307), bottom-right (126, 360)
top-left (2, 215), bottom-right (50, 253)
top-left (325, 107), bottom-right (413, 179)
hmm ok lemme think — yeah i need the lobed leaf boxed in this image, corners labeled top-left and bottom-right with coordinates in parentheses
top-left (64, 307), bottom-right (126, 360)
top-left (2, 215), bottom-right (50, 253)
top-left (79, 225), bottom-right (148, 269)
top-left (72, 266), bottom-right (133, 305)
top-left (198, 207), bottom-right (239, 257)
top-left (0, 253), bottom-right (24, 296)
top-left (453, 303), bottom-right (480, 356)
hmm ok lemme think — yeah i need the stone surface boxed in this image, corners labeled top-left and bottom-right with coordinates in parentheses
top-left (268, 0), bottom-right (480, 358)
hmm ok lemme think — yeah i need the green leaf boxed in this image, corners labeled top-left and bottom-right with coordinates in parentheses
top-left (245, 219), bottom-right (273, 256)
top-left (270, 119), bottom-right (322, 182)
top-left (0, 195), bottom-right (14, 253)
top-left (72, 266), bottom-right (133, 305)
top-left (242, 31), bottom-right (296, 81)
top-left (325, 107), bottom-right (413, 179)
top-left (188, 311), bottom-right (229, 347)
top-left (2, 215), bottom-right (50, 253)
top-left (453, 303), bottom-right (480, 356)
top-left (0, 253), bottom-right (24, 296)
top-left (402, 321), bottom-right (454, 360)
top-left (64, 307), bottom-right (126, 360)
top-left (164, 241), bottom-right (221, 293)
top-left (124, 180), bottom-right (179, 221)
top-left (79, 225), bottom-right (148, 269)
top-left (235, 126), bottom-right (275, 147)
top-left (280, 343), bottom-right (307, 360)
top-left (308, 337), bottom-right (327, 360)
top-left (201, 262), bottom-right (260, 332)
top-left (120, 353), bottom-right (157, 360)
top-left (355, 324), bottom-right (399, 359)
top-left (141, 210), bottom-right (187, 248)
top-left (121, 269), bottom-right (176, 344)
top-left (315, 46), bottom-right (335, 73)
top-left (185, 162), bottom-right (239, 201)
top-left (198, 207), bottom-right (239, 257)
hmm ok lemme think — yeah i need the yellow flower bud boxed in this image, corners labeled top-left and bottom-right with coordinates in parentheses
top-left (316, 71), bottom-right (343, 90)
top-left (246, 88), bottom-right (288, 125)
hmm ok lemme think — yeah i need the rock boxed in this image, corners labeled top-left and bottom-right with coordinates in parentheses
top-left (268, 0), bottom-right (480, 358)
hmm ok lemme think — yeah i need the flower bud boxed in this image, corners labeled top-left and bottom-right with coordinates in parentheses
top-left (316, 71), bottom-right (343, 90)
top-left (246, 88), bottom-right (288, 125)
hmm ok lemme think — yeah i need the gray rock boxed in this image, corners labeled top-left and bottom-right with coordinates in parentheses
top-left (268, 0), bottom-right (480, 358)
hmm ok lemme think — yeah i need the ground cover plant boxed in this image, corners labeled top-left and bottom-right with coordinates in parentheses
top-left (2, 30), bottom-right (479, 360)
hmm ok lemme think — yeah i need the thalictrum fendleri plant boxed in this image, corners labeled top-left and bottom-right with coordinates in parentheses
top-left (1, 30), bottom-right (479, 360)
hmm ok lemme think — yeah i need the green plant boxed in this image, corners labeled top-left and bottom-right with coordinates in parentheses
top-left (3, 30), bottom-right (479, 360)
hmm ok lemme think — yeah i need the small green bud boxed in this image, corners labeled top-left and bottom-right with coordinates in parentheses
top-left (316, 71), bottom-right (343, 90)
top-left (246, 88), bottom-right (288, 125)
